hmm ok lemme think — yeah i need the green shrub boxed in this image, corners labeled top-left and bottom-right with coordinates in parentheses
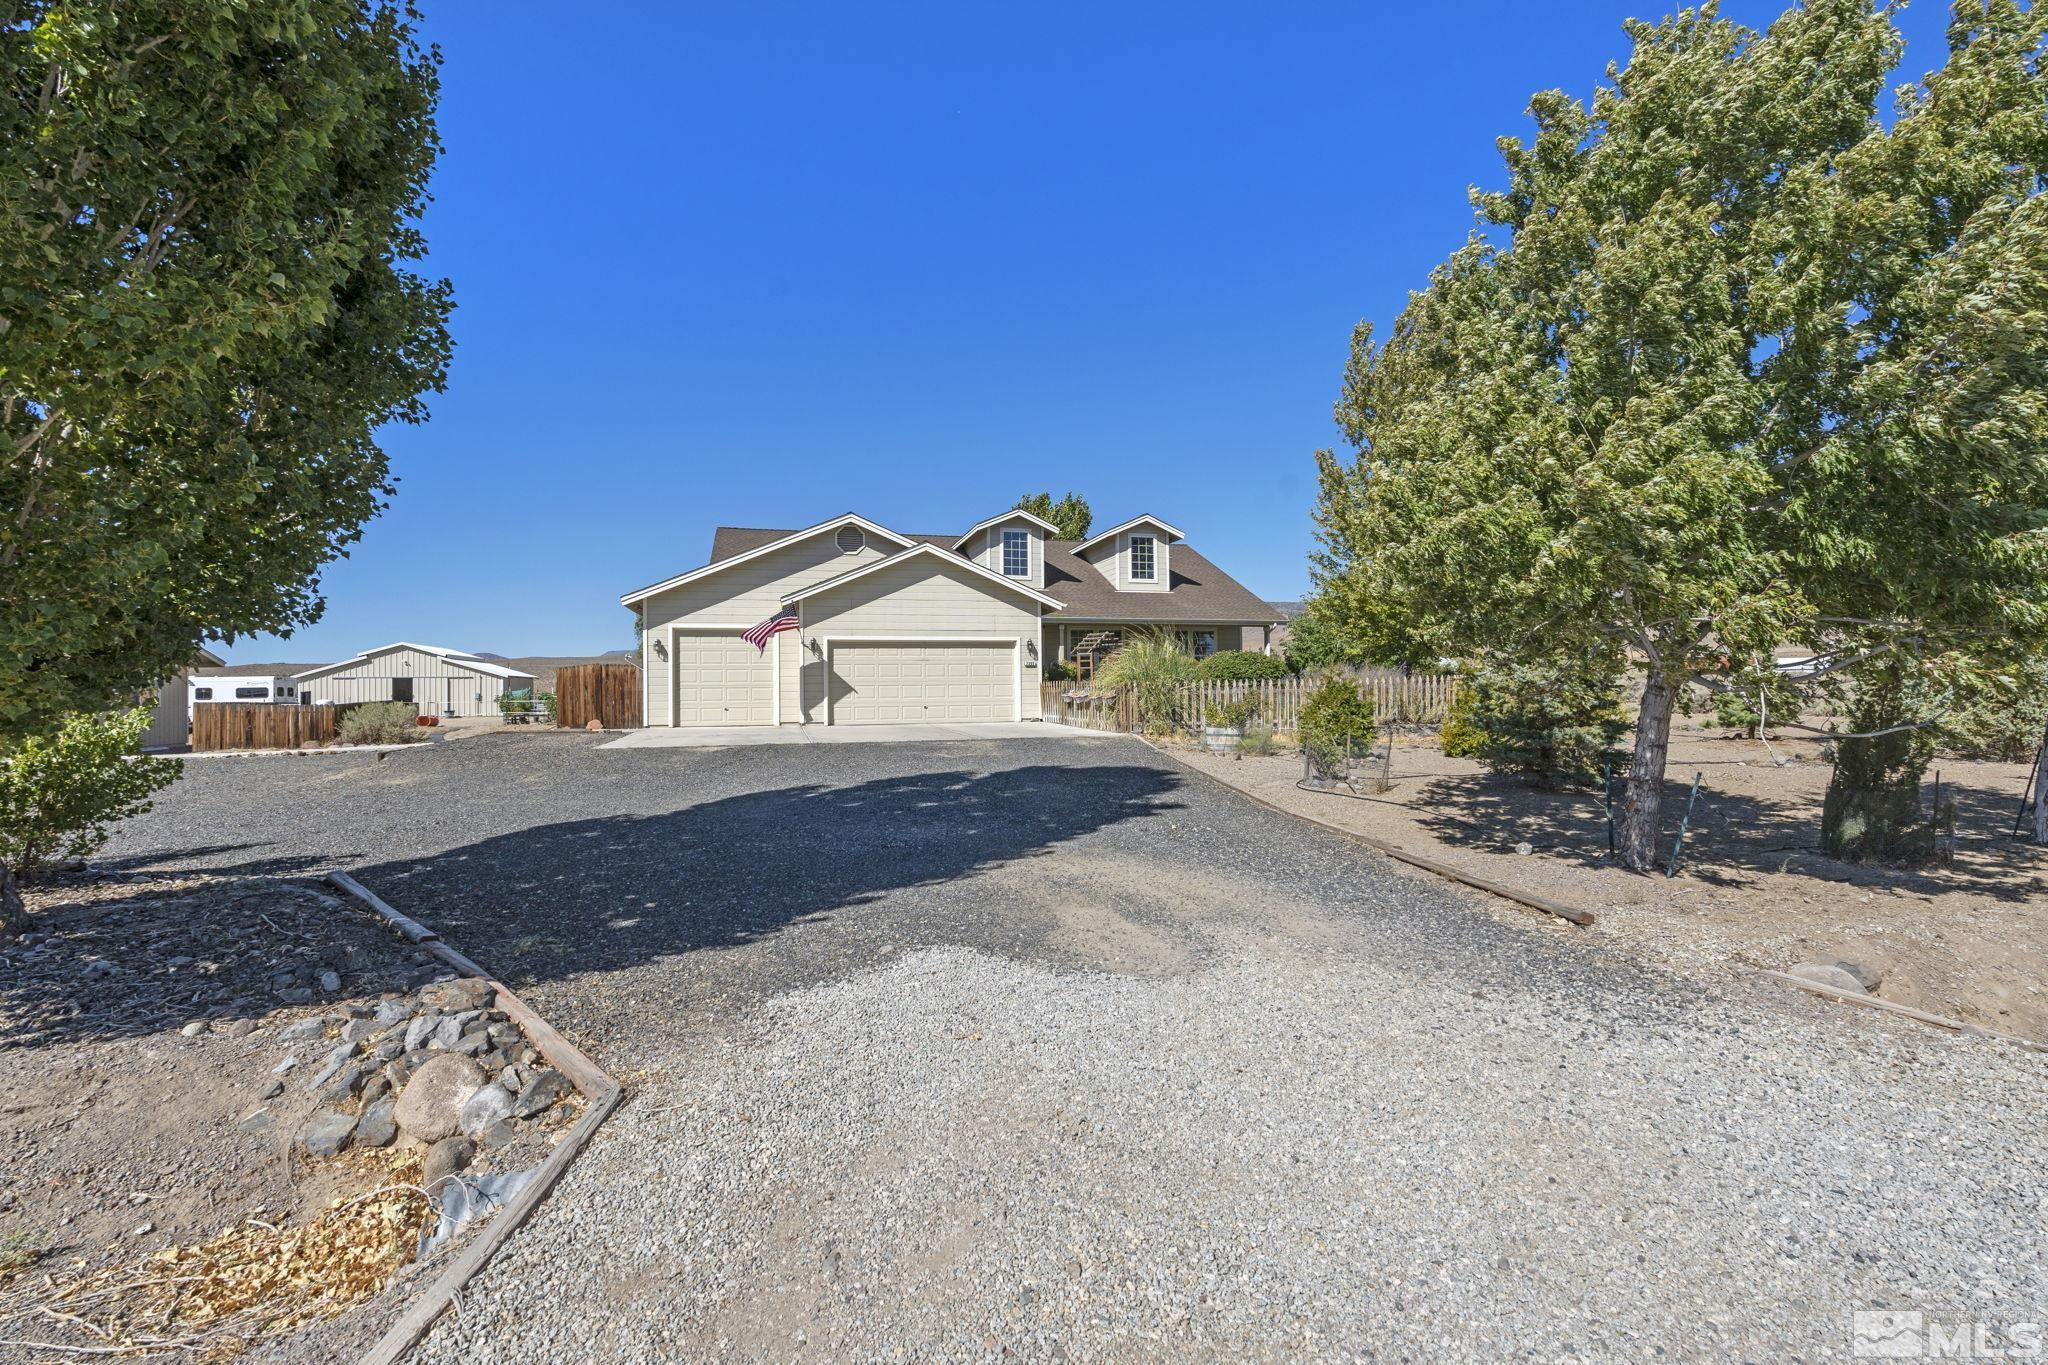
top-left (1236, 723), bottom-right (1278, 756)
top-left (1202, 696), bottom-right (1259, 729)
top-left (1938, 666), bottom-right (2048, 761)
top-left (1042, 661), bottom-right (1076, 683)
top-left (1195, 650), bottom-right (1288, 682)
top-left (1300, 676), bottom-right (1376, 764)
top-left (0, 710), bottom-right (182, 872)
top-left (1095, 637), bottom-right (1198, 733)
top-left (1438, 681), bottom-right (1482, 757)
top-left (1711, 664), bottom-right (1803, 738)
top-left (538, 691), bottom-right (557, 718)
top-left (339, 701), bottom-right (427, 746)
top-left (1460, 655), bottom-right (1624, 789)
top-left (496, 688), bottom-right (531, 716)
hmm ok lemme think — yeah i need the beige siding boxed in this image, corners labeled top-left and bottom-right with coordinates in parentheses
top-left (639, 530), bottom-right (892, 727)
top-left (799, 558), bottom-right (1039, 722)
top-left (298, 647), bottom-right (529, 717)
top-left (966, 520), bottom-right (1044, 589)
top-left (139, 675), bottom-right (189, 750)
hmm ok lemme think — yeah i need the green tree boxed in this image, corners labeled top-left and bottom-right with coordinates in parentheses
top-left (1015, 491), bottom-right (1093, 540)
top-left (1312, 0), bottom-right (2048, 870)
top-left (2, 1), bottom-right (452, 924)
top-left (1278, 607), bottom-right (1367, 675)
top-left (1456, 653), bottom-right (1627, 790)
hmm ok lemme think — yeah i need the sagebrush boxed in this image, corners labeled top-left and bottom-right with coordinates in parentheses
top-left (338, 702), bottom-right (427, 746)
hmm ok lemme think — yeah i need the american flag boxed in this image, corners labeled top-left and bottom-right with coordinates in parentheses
top-left (742, 610), bottom-right (799, 654)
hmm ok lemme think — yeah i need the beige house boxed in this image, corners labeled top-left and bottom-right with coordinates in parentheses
top-left (294, 643), bottom-right (537, 718)
top-left (137, 647), bottom-right (226, 751)
top-left (621, 510), bottom-right (1278, 728)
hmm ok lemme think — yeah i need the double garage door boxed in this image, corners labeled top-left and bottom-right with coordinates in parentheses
top-left (833, 641), bottom-right (1014, 725)
top-left (669, 635), bottom-right (1014, 726)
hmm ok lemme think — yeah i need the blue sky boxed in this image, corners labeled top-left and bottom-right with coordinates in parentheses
top-left (222, 1), bottom-right (1954, 663)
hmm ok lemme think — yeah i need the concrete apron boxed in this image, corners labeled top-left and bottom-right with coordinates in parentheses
top-left (597, 721), bottom-right (1105, 749)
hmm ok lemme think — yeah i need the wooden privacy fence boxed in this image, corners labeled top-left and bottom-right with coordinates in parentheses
top-left (1039, 670), bottom-right (1458, 734)
top-left (191, 703), bottom-right (350, 751)
top-left (554, 663), bottom-right (641, 730)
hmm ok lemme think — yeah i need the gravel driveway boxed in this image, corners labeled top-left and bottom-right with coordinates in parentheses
top-left (109, 732), bottom-right (2047, 1361)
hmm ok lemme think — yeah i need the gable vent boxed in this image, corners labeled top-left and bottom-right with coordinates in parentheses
top-left (835, 525), bottom-right (865, 554)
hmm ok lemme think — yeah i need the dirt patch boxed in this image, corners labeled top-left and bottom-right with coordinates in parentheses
top-left (1169, 717), bottom-right (2047, 1041)
top-left (0, 871), bottom-right (578, 1360)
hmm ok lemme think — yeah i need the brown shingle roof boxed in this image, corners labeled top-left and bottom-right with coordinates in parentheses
top-left (705, 525), bottom-right (1275, 623)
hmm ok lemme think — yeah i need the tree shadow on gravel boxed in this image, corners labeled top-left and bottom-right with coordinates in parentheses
top-left (142, 764), bottom-right (1186, 1027)
top-left (1405, 768), bottom-right (2039, 902)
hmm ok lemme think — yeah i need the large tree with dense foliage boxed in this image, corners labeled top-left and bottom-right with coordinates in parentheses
top-left (1, 1), bottom-right (452, 925)
top-left (1311, 0), bottom-right (2048, 870)
top-left (1014, 491), bottom-right (1093, 540)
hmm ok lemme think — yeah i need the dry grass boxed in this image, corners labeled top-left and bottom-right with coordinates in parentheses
top-left (5, 1152), bottom-right (431, 1361)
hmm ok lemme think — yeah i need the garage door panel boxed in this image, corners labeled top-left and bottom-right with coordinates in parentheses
top-left (672, 633), bottom-right (772, 726)
top-left (833, 642), bottom-right (1011, 724)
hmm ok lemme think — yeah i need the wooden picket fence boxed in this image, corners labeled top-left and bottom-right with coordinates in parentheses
top-left (1039, 670), bottom-right (1457, 734)
top-left (555, 663), bottom-right (641, 730)
top-left (191, 703), bottom-right (349, 751)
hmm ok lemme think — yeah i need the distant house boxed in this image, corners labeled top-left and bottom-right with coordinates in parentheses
top-left (1263, 600), bottom-right (1306, 658)
top-left (138, 647), bottom-right (226, 751)
top-left (295, 643), bottom-right (537, 718)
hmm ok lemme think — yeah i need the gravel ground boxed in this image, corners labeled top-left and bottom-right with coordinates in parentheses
top-left (105, 731), bottom-right (2048, 1361)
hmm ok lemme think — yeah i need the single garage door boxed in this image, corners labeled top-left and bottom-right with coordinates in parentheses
top-left (832, 642), bottom-right (1013, 724)
top-left (671, 631), bottom-right (772, 726)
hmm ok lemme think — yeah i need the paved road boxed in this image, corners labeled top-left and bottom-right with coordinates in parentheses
top-left (112, 732), bottom-right (2048, 1362)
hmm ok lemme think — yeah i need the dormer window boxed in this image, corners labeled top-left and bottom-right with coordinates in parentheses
top-left (1001, 529), bottom-right (1030, 577)
top-left (1129, 535), bottom-right (1157, 582)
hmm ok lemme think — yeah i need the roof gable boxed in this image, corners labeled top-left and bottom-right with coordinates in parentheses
top-left (294, 643), bottom-right (535, 682)
top-left (781, 542), bottom-right (1063, 610)
top-left (952, 508), bottom-right (1059, 550)
top-left (623, 514), bottom-right (915, 605)
top-left (1072, 515), bottom-right (1185, 556)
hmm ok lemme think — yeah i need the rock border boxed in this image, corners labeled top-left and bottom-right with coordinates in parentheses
top-left (324, 871), bottom-right (623, 1365)
top-left (1139, 737), bottom-right (1595, 927)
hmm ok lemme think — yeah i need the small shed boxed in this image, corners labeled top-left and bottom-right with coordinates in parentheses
top-left (139, 647), bottom-right (226, 751)
top-left (294, 643), bottom-right (538, 718)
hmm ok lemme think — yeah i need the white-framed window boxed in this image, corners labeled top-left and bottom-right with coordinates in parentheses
top-left (234, 685), bottom-right (268, 699)
top-left (1001, 529), bottom-right (1030, 577)
top-left (1129, 535), bottom-right (1156, 581)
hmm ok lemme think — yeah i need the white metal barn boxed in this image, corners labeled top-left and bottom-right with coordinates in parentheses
top-left (294, 643), bottom-right (537, 718)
